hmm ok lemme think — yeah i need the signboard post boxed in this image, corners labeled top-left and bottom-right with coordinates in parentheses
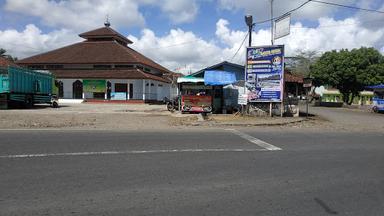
top-left (238, 93), bottom-right (248, 105)
top-left (245, 45), bottom-right (285, 116)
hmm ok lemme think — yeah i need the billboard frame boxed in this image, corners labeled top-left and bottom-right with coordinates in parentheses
top-left (245, 45), bottom-right (285, 103)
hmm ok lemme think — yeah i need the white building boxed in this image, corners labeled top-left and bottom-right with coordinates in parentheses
top-left (17, 23), bottom-right (179, 102)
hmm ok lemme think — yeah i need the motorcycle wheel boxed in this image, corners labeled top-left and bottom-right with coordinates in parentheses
top-left (167, 103), bottom-right (175, 112)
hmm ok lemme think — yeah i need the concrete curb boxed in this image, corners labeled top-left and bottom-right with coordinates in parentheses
top-left (186, 117), bottom-right (310, 127)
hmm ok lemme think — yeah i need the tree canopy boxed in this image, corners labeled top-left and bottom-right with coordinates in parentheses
top-left (310, 47), bottom-right (384, 104)
top-left (289, 50), bottom-right (319, 77)
top-left (0, 48), bottom-right (18, 62)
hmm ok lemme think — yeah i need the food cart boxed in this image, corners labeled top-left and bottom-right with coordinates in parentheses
top-left (177, 76), bottom-right (213, 113)
top-left (177, 70), bottom-right (238, 114)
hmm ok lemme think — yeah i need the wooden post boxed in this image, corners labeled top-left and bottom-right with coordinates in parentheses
top-left (269, 102), bottom-right (272, 117)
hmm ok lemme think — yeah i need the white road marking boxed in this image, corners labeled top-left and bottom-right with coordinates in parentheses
top-left (225, 129), bottom-right (282, 151)
top-left (0, 148), bottom-right (268, 159)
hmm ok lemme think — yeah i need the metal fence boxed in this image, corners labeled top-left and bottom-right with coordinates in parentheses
top-left (0, 67), bottom-right (8, 74)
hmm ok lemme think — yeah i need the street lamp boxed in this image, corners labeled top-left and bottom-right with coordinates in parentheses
top-left (244, 15), bottom-right (253, 47)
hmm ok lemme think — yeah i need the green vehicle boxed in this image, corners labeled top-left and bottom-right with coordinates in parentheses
top-left (0, 66), bottom-right (58, 109)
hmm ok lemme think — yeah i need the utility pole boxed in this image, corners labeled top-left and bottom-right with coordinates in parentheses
top-left (270, 0), bottom-right (274, 45)
top-left (244, 15), bottom-right (253, 95)
top-left (243, 15), bottom-right (254, 115)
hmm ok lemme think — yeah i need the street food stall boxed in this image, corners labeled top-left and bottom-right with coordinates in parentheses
top-left (177, 70), bottom-right (237, 113)
top-left (177, 76), bottom-right (212, 113)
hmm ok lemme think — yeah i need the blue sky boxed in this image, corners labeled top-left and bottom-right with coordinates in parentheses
top-left (1, 0), bottom-right (384, 72)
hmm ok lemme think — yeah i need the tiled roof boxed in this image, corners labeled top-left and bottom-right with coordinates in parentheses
top-left (17, 41), bottom-right (171, 73)
top-left (284, 71), bottom-right (303, 83)
top-left (52, 69), bottom-right (170, 83)
top-left (0, 57), bottom-right (18, 67)
top-left (79, 26), bottom-right (133, 44)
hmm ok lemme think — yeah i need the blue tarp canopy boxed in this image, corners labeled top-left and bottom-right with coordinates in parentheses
top-left (366, 84), bottom-right (384, 89)
top-left (204, 70), bottom-right (237, 86)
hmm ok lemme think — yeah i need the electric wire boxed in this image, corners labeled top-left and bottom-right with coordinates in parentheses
top-left (229, 0), bottom-right (312, 62)
top-left (310, 0), bottom-right (384, 14)
top-left (290, 17), bottom-right (384, 29)
top-left (253, 0), bottom-right (312, 25)
top-left (230, 31), bottom-right (249, 62)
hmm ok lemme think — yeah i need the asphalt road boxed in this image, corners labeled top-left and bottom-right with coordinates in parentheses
top-left (1, 128), bottom-right (384, 216)
top-left (302, 104), bottom-right (384, 132)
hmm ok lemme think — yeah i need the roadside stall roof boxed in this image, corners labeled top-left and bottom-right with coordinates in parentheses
top-left (177, 75), bottom-right (204, 83)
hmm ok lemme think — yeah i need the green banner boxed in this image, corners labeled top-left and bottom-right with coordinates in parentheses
top-left (83, 80), bottom-right (106, 93)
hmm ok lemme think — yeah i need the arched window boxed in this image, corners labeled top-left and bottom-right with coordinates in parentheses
top-left (72, 80), bottom-right (83, 99)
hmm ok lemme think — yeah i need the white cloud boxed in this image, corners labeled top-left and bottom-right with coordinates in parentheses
top-left (1, 17), bottom-right (383, 74)
top-left (218, 0), bottom-right (359, 21)
top-left (4, 0), bottom-right (146, 31)
top-left (278, 17), bottom-right (384, 55)
top-left (160, 0), bottom-right (198, 24)
top-left (4, 0), bottom-right (200, 31)
top-left (131, 17), bottom-right (384, 73)
top-left (129, 28), bottom-right (223, 73)
top-left (0, 24), bottom-right (80, 58)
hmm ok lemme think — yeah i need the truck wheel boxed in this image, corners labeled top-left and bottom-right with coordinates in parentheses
top-left (24, 95), bottom-right (33, 109)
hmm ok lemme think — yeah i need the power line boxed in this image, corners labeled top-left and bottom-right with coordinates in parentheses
top-left (230, 31), bottom-right (249, 62)
top-left (310, 0), bottom-right (384, 14)
top-left (290, 17), bottom-right (384, 29)
top-left (253, 0), bottom-right (384, 26)
top-left (253, 0), bottom-right (312, 25)
top-left (229, 0), bottom-right (312, 62)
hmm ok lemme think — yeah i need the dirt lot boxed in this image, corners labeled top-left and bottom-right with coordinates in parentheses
top-left (0, 104), bottom-right (172, 130)
top-left (1, 103), bottom-right (381, 132)
top-left (0, 103), bottom-right (317, 130)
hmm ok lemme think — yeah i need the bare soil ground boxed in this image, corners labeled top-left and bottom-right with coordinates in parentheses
top-left (1, 103), bottom-right (381, 132)
top-left (0, 103), bottom-right (313, 130)
top-left (0, 104), bottom-right (172, 130)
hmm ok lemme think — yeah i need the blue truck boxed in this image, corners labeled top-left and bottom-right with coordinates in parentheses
top-left (0, 66), bottom-right (58, 109)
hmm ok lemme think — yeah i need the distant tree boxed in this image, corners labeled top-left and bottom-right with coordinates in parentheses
top-left (0, 48), bottom-right (18, 62)
top-left (310, 47), bottom-right (384, 104)
top-left (0, 48), bottom-right (6, 56)
top-left (290, 50), bottom-right (319, 77)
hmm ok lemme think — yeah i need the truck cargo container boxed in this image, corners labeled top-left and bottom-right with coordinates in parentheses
top-left (0, 66), bottom-right (58, 109)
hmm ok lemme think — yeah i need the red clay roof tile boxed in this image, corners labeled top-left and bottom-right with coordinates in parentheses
top-left (79, 26), bottom-right (133, 44)
top-left (0, 57), bottom-right (18, 67)
top-left (17, 41), bottom-right (171, 73)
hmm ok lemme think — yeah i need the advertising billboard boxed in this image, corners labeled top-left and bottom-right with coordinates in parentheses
top-left (83, 80), bottom-right (106, 93)
top-left (246, 45), bottom-right (284, 102)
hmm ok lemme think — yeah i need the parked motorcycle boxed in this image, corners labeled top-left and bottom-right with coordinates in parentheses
top-left (163, 96), bottom-right (179, 112)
